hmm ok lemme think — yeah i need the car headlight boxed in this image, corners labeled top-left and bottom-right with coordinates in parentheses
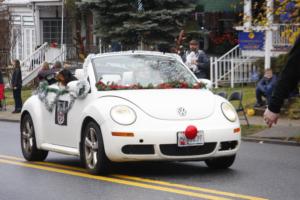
top-left (221, 102), bottom-right (237, 122)
top-left (110, 105), bottom-right (137, 125)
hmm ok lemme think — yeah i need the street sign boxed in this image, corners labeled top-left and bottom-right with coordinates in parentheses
top-left (238, 32), bottom-right (265, 51)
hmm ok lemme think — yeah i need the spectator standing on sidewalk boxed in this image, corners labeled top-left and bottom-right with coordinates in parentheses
top-left (183, 40), bottom-right (210, 79)
top-left (264, 37), bottom-right (300, 127)
top-left (11, 59), bottom-right (22, 113)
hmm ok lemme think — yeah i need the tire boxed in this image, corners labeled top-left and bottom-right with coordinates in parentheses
top-left (21, 114), bottom-right (48, 161)
top-left (205, 155), bottom-right (236, 169)
top-left (81, 121), bottom-right (111, 174)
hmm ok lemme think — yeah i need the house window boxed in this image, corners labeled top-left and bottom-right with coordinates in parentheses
top-left (24, 28), bottom-right (36, 58)
top-left (42, 19), bottom-right (66, 46)
top-left (23, 16), bottom-right (34, 26)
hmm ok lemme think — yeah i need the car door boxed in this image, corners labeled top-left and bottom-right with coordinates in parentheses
top-left (44, 92), bottom-right (72, 147)
top-left (48, 81), bottom-right (92, 149)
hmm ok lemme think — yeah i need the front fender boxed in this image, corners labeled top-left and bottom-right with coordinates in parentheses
top-left (21, 95), bottom-right (47, 148)
top-left (78, 96), bottom-right (139, 155)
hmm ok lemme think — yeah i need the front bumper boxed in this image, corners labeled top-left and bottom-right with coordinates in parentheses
top-left (102, 124), bottom-right (241, 162)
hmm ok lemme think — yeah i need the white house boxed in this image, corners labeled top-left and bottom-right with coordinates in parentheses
top-left (3, 0), bottom-right (66, 60)
top-left (210, 0), bottom-right (299, 88)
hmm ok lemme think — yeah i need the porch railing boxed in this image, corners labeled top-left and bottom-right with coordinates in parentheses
top-left (210, 45), bottom-right (241, 88)
top-left (273, 23), bottom-right (300, 48)
top-left (210, 45), bottom-right (258, 88)
top-left (21, 42), bottom-right (49, 86)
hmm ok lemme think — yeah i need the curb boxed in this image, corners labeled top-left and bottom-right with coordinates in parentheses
top-left (0, 118), bottom-right (20, 123)
top-left (242, 137), bottom-right (300, 147)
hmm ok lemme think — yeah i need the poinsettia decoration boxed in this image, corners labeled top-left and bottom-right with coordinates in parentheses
top-left (96, 80), bottom-right (206, 91)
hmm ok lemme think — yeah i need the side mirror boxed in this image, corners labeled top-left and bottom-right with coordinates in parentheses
top-left (198, 79), bottom-right (213, 90)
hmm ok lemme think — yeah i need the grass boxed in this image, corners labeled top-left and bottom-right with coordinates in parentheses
top-left (294, 136), bottom-right (300, 143)
top-left (4, 88), bottom-right (33, 106)
top-left (213, 85), bottom-right (300, 119)
top-left (241, 124), bottom-right (267, 137)
top-left (4, 84), bottom-right (299, 119)
top-left (213, 85), bottom-right (257, 109)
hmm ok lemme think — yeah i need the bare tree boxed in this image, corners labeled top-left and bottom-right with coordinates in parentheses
top-left (0, 2), bottom-right (19, 85)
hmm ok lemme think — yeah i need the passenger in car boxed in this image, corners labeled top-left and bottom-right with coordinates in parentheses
top-left (56, 69), bottom-right (77, 87)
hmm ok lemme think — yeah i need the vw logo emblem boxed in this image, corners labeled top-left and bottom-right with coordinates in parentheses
top-left (177, 107), bottom-right (187, 117)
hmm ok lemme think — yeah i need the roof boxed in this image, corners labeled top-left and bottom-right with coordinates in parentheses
top-left (3, 0), bottom-right (30, 4)
top-left (197, 0), bottom-right (242, 12)
top-left (3, 0), bottom-right (61, 5)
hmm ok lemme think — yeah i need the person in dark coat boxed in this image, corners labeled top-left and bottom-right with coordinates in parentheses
top-left (11, 59), bottom-right (22, 113)
top-left (264, 37), bottom-right (300, 127)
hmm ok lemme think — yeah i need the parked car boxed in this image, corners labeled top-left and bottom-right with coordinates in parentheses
top-left (20, 51), bottom-right (241, 174)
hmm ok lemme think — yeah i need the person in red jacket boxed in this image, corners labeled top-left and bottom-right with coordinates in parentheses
top-left (0, 69), bottom-right (4, 110)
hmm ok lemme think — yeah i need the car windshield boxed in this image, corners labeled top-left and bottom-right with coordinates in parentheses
top-left (92, 54), bottom-right (197, 87)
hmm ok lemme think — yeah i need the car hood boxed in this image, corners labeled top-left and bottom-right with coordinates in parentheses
top-left (100, 89), bottom-right (216, 120)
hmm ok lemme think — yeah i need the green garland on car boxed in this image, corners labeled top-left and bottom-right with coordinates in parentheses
top-left (35, 81), bottom-right (90, 113)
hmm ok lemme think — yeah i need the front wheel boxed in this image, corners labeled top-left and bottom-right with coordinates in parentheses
top-left (21, 114), bottom-right (48, 161)
top-left (82, 121), bottom-right (111, 174)
top-left (205, 155), bottom-right (236, 169)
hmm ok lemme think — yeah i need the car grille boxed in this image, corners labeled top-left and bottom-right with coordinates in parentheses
top-left (122, 145), bottom-right (155, 155)
top-left (159, 142), bottom-right (217, 156)
top-left (219, 141), bottom-right (238, 151)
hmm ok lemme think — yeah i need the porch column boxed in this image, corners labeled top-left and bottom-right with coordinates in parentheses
top-left (243, 0), bottom-right (252, 31)
top-left (61, 0), bottom-right (64, 49)
top-left (34, 5), bottom-right (40, 45)
top-left (264, 0), bottom-right (273, 69)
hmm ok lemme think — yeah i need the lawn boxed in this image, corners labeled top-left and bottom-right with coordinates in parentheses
top-left (4, 88), bottom-right (33, 106)
top-left (213, 85), bottom-right (300, 119)
top-left (213, 85), bottom-right (257, 109)
top-left (4, 85), bottom-right (258, 106)
top-left (4, 85), bottom-right (300, 119)
top-left (241, 124), bottom-right (267, 137)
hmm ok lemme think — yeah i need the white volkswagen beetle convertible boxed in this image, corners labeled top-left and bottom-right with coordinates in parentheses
top-left (21, 51), bottom-right (241, 174)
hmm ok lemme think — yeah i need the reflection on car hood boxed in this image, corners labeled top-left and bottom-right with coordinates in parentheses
top-left (101, 89), bottom-right (216, 120)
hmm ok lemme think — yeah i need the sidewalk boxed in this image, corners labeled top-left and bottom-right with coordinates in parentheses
top-left (0, 106), bottom-right (299, 146)
top-left (0, 106), bottom-right (21, 122)
top-left (241, 116), bottom-right (300, 146)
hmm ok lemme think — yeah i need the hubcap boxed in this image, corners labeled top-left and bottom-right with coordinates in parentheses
top-left (22, 119), bottom-right (34, 154)
top-left (84, 127), bottom-right (99, 169)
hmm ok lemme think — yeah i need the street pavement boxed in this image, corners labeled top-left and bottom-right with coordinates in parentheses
top-left (0, 121), bottom-right (300, 200)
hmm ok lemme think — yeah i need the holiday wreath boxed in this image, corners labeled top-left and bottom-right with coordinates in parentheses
top-left (96, 80), bottom-right (206, 91)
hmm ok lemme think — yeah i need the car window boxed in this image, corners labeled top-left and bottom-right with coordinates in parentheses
top-left (92, 55), bottom-right (196, 86)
